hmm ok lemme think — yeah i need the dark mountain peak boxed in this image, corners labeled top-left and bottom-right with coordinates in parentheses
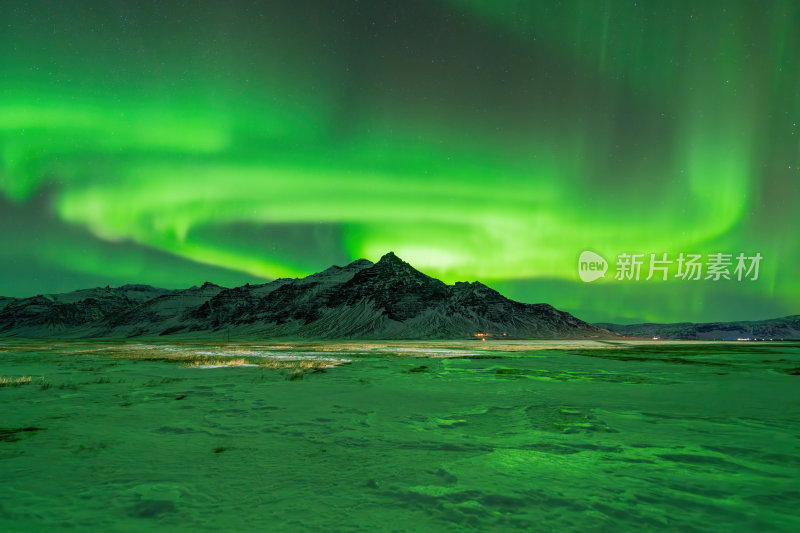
top-left (317, 258), bottom-right (373, 276)
top-left (327, 252), bottom-right (451, 322)
top-left (373, 252), bottom-right (423, 275)
top-left (454, 280), bottom-right (486, 288)
top-left (365, 252), bottom-right (441, 286)
top-left (377, 251), bottom-right (403, 265)
top-left (186, 281), bottom-right (224, 292)
top-left (347, 258), bottom-right (374, 269)
top-left (303, 258), bottom-right (374, 287)
top-left (452, 280), bottom-right (498, 295)
top-left (118, 284), bottom-right (157, 291)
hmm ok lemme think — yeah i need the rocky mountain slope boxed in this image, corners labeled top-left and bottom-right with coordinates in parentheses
top-left (0, 252), bottom-right (613, 339)
top-left (596, 316), bottom-right (800, 341)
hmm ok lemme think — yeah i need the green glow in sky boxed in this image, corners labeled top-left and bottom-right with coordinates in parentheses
top-left (1, 1), bottom-right (798, 323)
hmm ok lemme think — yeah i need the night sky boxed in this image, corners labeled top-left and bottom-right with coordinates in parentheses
top-left (1, 1), bottom-right (798, 323)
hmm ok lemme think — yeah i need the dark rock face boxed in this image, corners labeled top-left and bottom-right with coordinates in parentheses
top-left (332, 252), bottom-right (450, 321)
top-left (0, 253), bottom-right (613, 339)
top-left (0, 291), bottom-right (147, 334)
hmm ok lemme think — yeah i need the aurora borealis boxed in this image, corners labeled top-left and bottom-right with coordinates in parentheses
top-left (1, 1), bottom-right (798, 323)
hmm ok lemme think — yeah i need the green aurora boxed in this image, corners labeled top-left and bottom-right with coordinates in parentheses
top-left (1, 0), bottom-right (798, 323)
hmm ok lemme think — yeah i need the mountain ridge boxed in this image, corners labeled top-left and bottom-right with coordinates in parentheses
top-left (0, 252), bottom-right (612, 340)
top-left (596, 316), bottom-right (800, 341)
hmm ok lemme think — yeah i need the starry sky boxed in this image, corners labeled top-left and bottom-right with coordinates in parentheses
top-left (1, 0), bottom-right (798, 324)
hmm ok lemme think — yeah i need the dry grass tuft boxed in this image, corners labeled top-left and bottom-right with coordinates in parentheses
top-left (181, 358), bottom-right (340, 372)
top-left (106, 349), bottom-right (347, 373)
top-left (0, 376), bottom-right (33, 387)
top-left (180, 358), bottom-right (249, 367)
top-left (256, 359), bottom-right (336, 371)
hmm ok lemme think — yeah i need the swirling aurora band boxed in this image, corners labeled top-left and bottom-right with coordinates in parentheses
top-left (1, 0), bottom-right (798, 323)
